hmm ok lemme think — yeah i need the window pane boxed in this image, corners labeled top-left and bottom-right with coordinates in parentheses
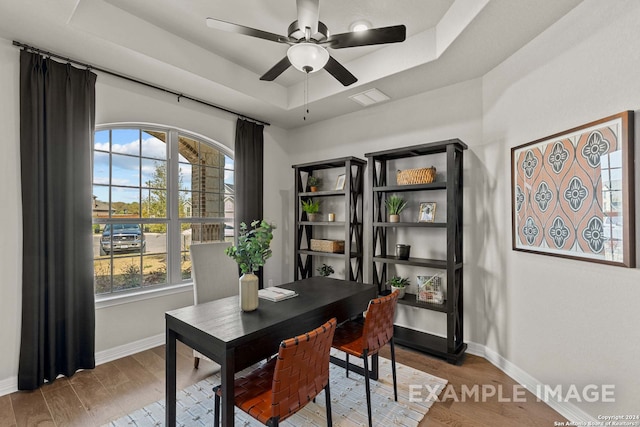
top-left (113, 255), bottom-right (142, 292)
top-left (141, 130), bottom-right (167, 160)
top-left (93, 152), bottom-right (110, 185)
top-left (178, 135), bottom-right (198, 164)
top-left (140, 188), bottom-right (167, 218)
top-left (202, 192), bottom-right (223, 218)
top-left (179, 190), bottom-right (196, 218)
top-left (95, 129), bottom-right (110, 151)
top-left (112, 129), bottom-right (140, 155)
top-left (179, 163), bottom-right (195, 192)
top-left (224, 170), bottom-right (234, 185)
top-left (143, 223), bottom-right (167, 286)
top-left (187, 222), bottom-right (226, 243)
top-left (111, 187), bottom-right (140, 216)
top-left (94, 258), bottom-right (112, 294)
top-left (111, 153), bottom-right (140, 187)
top-left (141, 159), bottom-right (167, 189)
top-left (92, 185), bottom-right (110, 218)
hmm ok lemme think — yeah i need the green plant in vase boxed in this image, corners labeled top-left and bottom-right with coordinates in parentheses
top-left (225, 220), bottom-right (276, 311)
top-left (385, 195), bottom-right (407, 223)
top-left (301, 198), bottom-right (321, 222)
top-left (387, 275), bottom-right (409, 299)
top-left (316, 264), bottom-right (335, 277)
top-left (307, 175), bottom-right (321, 192)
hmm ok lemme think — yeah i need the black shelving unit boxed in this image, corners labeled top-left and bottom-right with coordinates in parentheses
top-left (293, 157), bottom-right (366, 282)
top-left (365, 139), bottom-right (467, 364)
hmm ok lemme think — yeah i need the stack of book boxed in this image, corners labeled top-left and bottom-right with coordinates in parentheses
top-left (258, 287), bottom-right (298, 302)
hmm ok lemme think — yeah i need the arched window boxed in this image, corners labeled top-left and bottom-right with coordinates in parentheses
top-left (92, 125), bottom-right (234, 296)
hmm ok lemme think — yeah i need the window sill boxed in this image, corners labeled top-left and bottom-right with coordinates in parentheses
top-left (95, 282), bottom-right (193, 310)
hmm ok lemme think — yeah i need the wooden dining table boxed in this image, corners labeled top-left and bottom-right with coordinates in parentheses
top-left (165, 276), bottom-right (378, 427)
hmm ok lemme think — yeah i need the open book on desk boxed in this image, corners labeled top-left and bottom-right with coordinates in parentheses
top-left (258, 286), bottom-right (298, 302)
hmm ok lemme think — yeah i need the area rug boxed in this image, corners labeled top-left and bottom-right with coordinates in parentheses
top-left (105, 354), bottom-right (447, 427)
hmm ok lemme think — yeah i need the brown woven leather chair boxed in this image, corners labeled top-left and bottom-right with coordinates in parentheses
top-left (331, 291), bottom-right (399, 427)
top-left (213, 317), bottom-right (337, 427)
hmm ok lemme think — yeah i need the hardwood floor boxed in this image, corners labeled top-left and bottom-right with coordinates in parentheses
top-left (1, 343), bottom-right (563, 426)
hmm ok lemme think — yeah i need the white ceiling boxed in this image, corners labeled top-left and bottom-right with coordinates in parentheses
top-left (0, 0), bottom-right (583, 129)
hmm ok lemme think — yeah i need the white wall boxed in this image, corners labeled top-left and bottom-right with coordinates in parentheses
top-left (0, 39), bottom-right (23, 390)
top-left (481, 0), bottom-right (640, 417)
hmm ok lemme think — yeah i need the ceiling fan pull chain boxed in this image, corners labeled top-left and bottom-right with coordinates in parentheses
top-left (304, 71), bottom-right (309, 121)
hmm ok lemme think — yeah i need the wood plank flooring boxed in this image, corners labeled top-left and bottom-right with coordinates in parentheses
top-left (0, 343), bottom-right (564, 426)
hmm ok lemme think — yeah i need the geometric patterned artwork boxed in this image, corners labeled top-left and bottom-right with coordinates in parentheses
top-left (512, 111), bottom-right (635, 267)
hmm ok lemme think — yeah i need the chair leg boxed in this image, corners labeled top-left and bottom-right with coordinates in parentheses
top-left (213, 386), bottom-right (220, 427)
top-left (362, 352), bottom-right (372, 427)
top-left (324, 383), bottom-right (333, 426)
top-left (345, 353), bottom-right (349, 378)
top-left (390, 338), bottom-right (398, 401)
top-left (194, 356), bottom-right (200, 369)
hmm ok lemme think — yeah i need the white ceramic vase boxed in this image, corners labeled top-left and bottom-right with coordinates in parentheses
top-left (391, 285), bottom-right (406, 299)
top-left (239, 273), bottom-right (259, 311)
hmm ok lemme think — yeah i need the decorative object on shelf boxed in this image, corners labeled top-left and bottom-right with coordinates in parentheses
top-left (387, 275), bottom-right (409, 299)
top-left (310, 239), bottom-right (345, 253)
top-left (385, 195), bottom-right (407, 223)
top-left (397, 166), bottom-right (436, 185)
top-left (316, 264), bottom-right (335, 277)
top-left (225, 220), bottom-right (276, 312)
top-left (335, 173), bottom-right (346, 190)
top-left (307, 175), bottom-right (321, 192)
top-left (418, 202), bottom-right (437, 223)
top-left (395, 244), bottom-right (411, 260)
top-left (327, 212), bottom-right (335, 222)
top-left (301, 198), bottom-right (321, 222)
top-left (417, 274), bottom-right (444, 304)
top-left (511, 111), bottom-right (635, 268)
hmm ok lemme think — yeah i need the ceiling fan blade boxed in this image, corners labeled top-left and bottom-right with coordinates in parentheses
top-left (260, 57), bottom-right (292, 81)
top-left (324, 56), bottom-right (357, 86)
top-left (206, 17), bottom-right (291, 44)
top-left (296, 0), bottom-right (320, 36)
top-left (328, 25), bottom-right (406, 49)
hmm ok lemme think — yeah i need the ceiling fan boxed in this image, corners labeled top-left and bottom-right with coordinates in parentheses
top-left (206, 0), bottom-right (406, 86)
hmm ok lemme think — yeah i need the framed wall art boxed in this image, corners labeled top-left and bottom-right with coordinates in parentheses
top-left (335, 174), bottom-right (346, 190)
top-left (511, 111), bottom-right (635, 267)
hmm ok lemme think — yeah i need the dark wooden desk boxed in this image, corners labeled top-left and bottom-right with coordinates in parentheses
top-left (165, 276), bottom-right (377, 427)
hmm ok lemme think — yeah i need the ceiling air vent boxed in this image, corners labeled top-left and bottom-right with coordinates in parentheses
top-left (349, 88), bottom-right (390, 107)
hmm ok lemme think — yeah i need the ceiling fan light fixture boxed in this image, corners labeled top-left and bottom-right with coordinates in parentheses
top-left (350, 20), bottom-right (371, 32)
top-left (287, 43), bottom-right (329, 73)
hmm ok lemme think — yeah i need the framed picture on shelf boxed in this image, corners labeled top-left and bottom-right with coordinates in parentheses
top-left (418, 202), bottom-right (436, 222)
top-left (511, 111), bottom-right (635, 267)
top-left (335, 174), bottom-right (346, 190)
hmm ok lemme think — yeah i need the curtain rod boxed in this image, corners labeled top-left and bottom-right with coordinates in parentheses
top-left (12, 40), bottom-right (270, 127)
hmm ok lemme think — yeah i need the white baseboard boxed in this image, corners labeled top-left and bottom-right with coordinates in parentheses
top-left (475, 343), bottom-right (598, 424)
top-left (0, 333), bottom-right (165, 397)
top-left (95, 333), bottom-right (165, 366)
top-left (0, 376), bottom-right (17, 397)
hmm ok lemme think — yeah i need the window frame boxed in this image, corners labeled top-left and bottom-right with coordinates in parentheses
top-left (93, 123), bottom-right (234, 303)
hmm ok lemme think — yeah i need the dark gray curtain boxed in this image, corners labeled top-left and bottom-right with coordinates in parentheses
top-left (234, 118), bottom-right (265, 284)
top-left (18, 51), bottom-right (97, 390)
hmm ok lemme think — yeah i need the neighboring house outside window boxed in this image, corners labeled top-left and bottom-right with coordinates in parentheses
top-left (92, 125), bottom-right (234, 296)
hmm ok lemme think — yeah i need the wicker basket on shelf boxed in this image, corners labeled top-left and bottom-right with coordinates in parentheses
top-left (396, 166), bottom-right (436, 185)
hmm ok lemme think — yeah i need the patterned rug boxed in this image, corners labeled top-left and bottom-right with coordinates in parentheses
top-left (106, 353), bottom-right (447, 427)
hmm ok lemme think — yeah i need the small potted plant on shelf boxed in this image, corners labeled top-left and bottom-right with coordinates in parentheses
top-left (307, 176), bottom-right (321, 192)
top-left (385, 195), bottom-right (407, 223)
top-left (316, 264), bottom-right (335, 277)
top-left (387, 275), bottom-right (409, 299)
top-left (301, 199), bottom-right (321, 222)
top-left (225, 220), bottom-right (276, 312)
